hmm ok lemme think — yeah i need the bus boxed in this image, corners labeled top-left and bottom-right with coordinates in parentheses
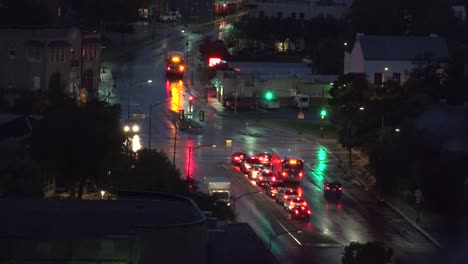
top-left (271, 148), bottom-right (305, 183)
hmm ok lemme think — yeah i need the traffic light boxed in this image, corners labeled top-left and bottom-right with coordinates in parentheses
top-left (188, 95), bottom-right (194, 103)
top-left (320, 109), bottom-right (327, 120)
top-left (199, 111), bottom-right (205, 122)
top-left (265, 91), bottom-right (273, 101)
top-left (178, 110), bottom-right (185, 120)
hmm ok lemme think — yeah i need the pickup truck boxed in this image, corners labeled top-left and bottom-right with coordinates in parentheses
top-left (159, 10), bottom-right (181, 22)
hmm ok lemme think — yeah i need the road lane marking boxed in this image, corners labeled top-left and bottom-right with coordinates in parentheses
top-left (275, 218), bottom-right (302, 246)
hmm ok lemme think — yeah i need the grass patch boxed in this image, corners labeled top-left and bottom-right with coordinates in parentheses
top-left (268, 120), bottom-right (338, 139)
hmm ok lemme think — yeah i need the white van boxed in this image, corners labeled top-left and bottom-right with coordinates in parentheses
top-left (291, 94), bottom-right (310, 108)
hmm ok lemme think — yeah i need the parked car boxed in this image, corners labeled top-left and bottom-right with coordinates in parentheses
top-left (223, 97), bottom-right (257, 111)
top-left (159, 10), bottom-right (181, 22)
top-left (259, 97), bottom-right (280, 110)
top-left (290, 94), bottom-right (309, 109)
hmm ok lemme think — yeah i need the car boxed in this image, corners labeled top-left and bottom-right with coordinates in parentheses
top-left (240, 156), bottom-right (260, 174)
top-left (324, 181), bottom-right (343, 201)
top-left (256, 152), bottom-right (272, 165)
top-left (159, 10), bottom-right (181, 22)
top-left (231, 152), bottom-right (248, 166)
top-left (276, 188), bottom-right (298, 204)
top-left (248, 164), bottom-right (265, 180)
top-left (265, 181), bottom-right (285, 198)
top-left (259, 97), bottom-right (280, 110)
top-left (223, 97), bottom-right (257, 111)
top-left (256, 170), bottom-right (276, 186)
top-left (286, 204), bottom-right (311, 222)
top-left (284, 197), bottom-right (307, 210)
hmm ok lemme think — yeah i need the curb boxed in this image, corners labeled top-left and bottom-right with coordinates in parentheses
top-left (384, 200), bottom-right (443, 249)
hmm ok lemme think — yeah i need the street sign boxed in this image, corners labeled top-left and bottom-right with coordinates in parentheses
top-left (291, 88), bottom-right (297, 96)
top-left (298, 111), bottom-right (304, 120)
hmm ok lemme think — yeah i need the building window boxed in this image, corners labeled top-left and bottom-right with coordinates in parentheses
top-left (28, 47), bottom-right (41, 62)
top-left (49, 47), bottom-right (65, 63)
top-left (33, 75), bottom-right (41, 91)
top-left (299, 13), bottom-right (304, 19)
top-left (8, 49), bottom-right (15, 59)
top-left (291, 12), bottom-right (296, 19)
top-left (374, 72), bottom-right (383, 85)
top-left (277, 12), bottom-right (283, 19)
top-left (259, 11), bottom-right (264, 18)
top-left (393, 73), bottom-right (401, 83)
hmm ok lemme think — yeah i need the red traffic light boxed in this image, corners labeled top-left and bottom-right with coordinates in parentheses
top-left (188, 95), bottom-right (194, 102)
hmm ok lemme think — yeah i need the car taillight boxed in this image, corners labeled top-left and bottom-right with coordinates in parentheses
top-left (338, 187), bottom-right (342, 191)
top-left (284, 195), bottom-right (288, 200)
top-left (307, 210), bottom-right (311, 215)
top-left (282, 171), bottom-right (287, 176)
top-left (166, 66), bottom-right (171, 71)
top-left (179, 65), bottom-right (185, 71)
top-left (295, 210), bottom-right (299, 215)
top-left (259, 176), bottom-right (263, 181)
top-left (272, 177), bottom-right (276, 182)
top-left (234, 157), bottom-right (239, 160)
top-left (299, 172), bottom-right (303, 177)
top-left (272, 189), bottom-right (277, 193)
top-left (326, 186), bottom-right (330, 190)
top-left (302, 202), bottom-right (307, 206)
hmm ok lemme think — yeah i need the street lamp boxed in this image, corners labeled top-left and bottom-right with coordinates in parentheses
top-left (232, 190), bottom-right (262, 221)
top-left (186, 144), bottom-right (217, 179)
top-left (148, 99), bottom-right (173, 151)
top-left (128, 79), bottom-right (152, 120)
top-left (269, 230), bottom-right (303, 250)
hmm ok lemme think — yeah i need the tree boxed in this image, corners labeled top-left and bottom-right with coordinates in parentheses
top-left (329, 73), bottom-right (371, 166)
top-left (0, 158), bottom-right (44, 198)
top-left (114, 149), bottom-right (190, 196)
top-left (31, 99), bottom-right (125, 199)
top-left (342, 241), bottom-right (393, 264)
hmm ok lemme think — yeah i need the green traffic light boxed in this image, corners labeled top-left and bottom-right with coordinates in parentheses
top-left (320, 109), bottom-right (327, 117)
top-left (265, 91), bottom-right (273, 100)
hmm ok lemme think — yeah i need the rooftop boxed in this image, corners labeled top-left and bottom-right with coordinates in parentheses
top-left (0, 193), bottom-right (206, 238)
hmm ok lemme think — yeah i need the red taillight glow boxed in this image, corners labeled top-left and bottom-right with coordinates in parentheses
top-left (284, 195), bottom-right (288, 200)
top-left (302, 202), bottom-right (307, 206)
top-left (272, 177), bottom-right (276, 182)
top-left (295, 210), bottom-right (299, 214)
top-left (299, 172), bottom-right (303, 177)
top-left (326, 186), bottom-right (330, 190)
top-left (338, 187), bottom-right (342, 191)
top-left (179, 65), bottom-right (185, 71)
top-left (234, 157), bottom-right (239, 160)
top-left (259, 176), bottom-right (263, 181)
top-left (166, 66), bottom-right (171, 71)
top-left (282, 171), bottom-right (287, 176)
top-left (307, 210), bottom-right (311, 215)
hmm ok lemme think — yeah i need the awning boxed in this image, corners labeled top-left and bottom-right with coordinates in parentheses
top-left (48, 40), bottom-right (71, 47)
top-left (24, 40), bottom-right (45, 47)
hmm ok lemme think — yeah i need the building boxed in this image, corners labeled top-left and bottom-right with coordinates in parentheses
top-left (247, 0), bottom-right (349, 20)
top-left (0, 192), bottom-right (208, 264)
top-left (211, 61), bottom-right (336, 105)
top-left (0, 26), bottom-right (101, 102)
top-left (344, 34), bottom-right (449, 86)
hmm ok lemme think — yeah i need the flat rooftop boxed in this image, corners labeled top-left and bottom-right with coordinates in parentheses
top-left (0, 194), bottom-right (205, 238)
